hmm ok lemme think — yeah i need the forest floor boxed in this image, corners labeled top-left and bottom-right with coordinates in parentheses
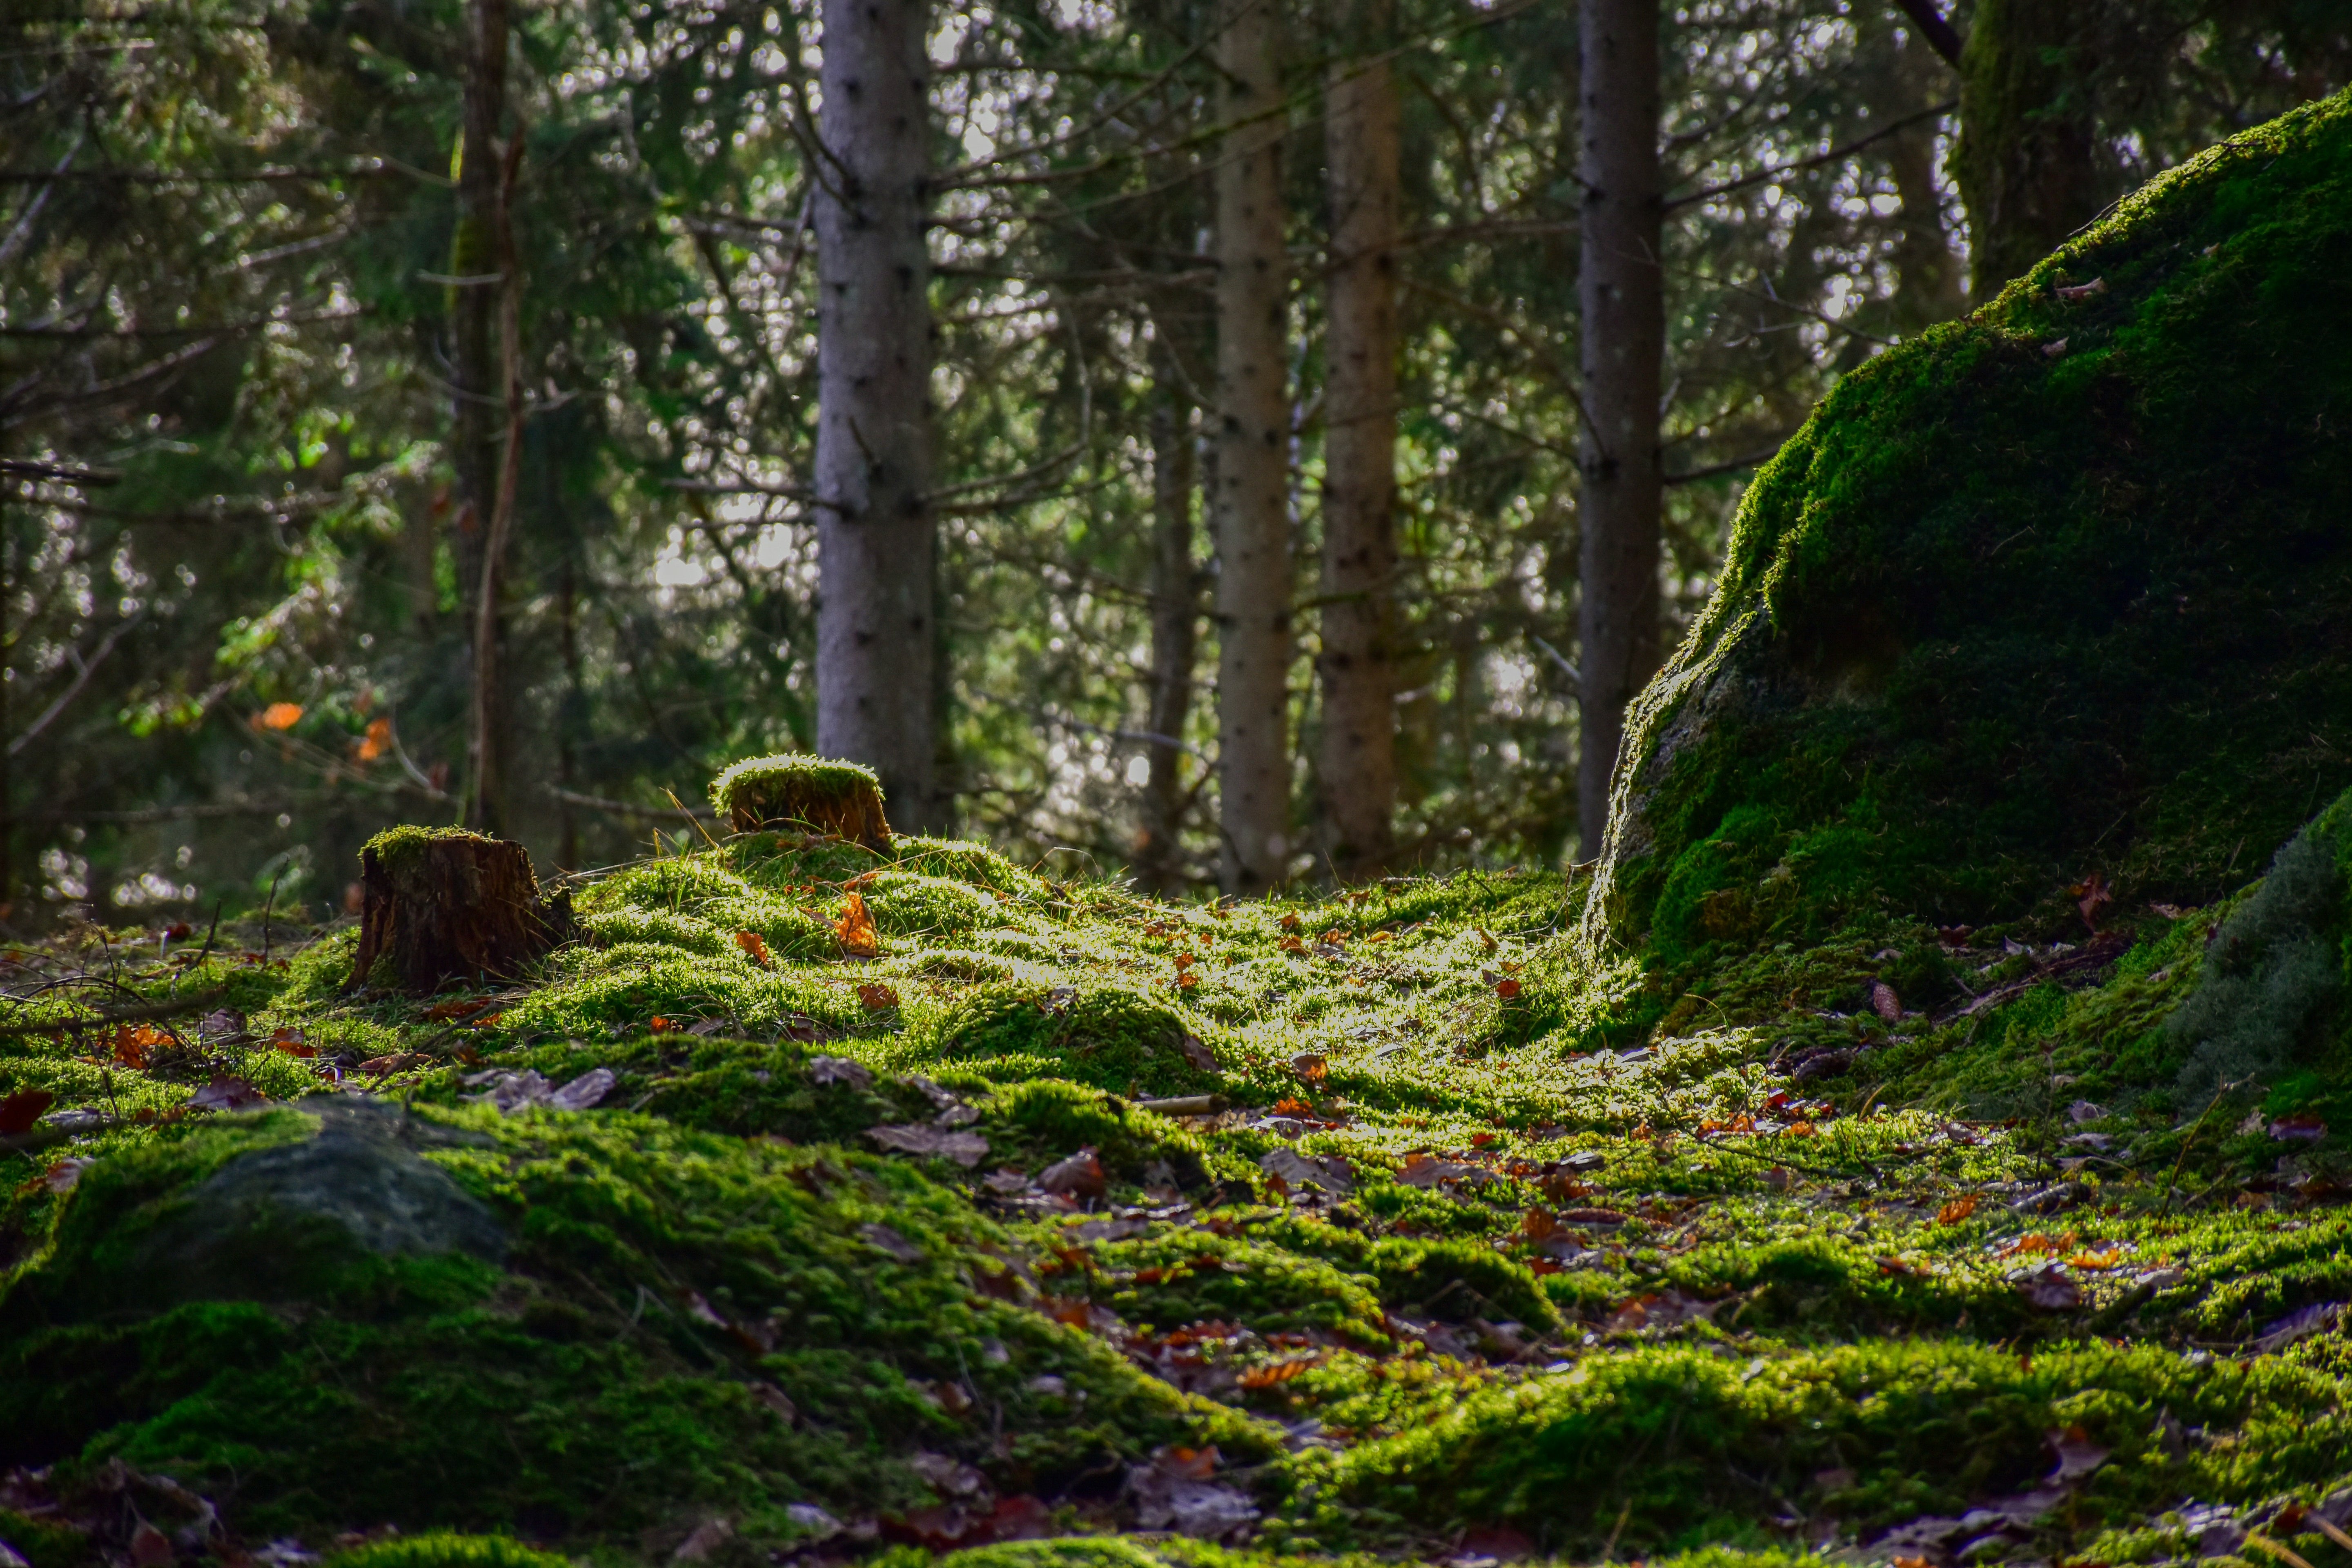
top-left (3, 817), bottom-right (2350, 1568)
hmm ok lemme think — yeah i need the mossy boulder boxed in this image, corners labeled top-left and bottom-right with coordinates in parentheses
top-left (1582, 87), bottom-right (2352, 965)
top-left (711, 755), bottom-right (892, 846)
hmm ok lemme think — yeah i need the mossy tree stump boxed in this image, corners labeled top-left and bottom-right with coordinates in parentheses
top-left (350, 828), bottom-right (572, 994)
top-left (709, 755), bottom-right (892, 847)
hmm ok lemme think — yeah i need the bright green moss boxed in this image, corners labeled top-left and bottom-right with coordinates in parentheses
top-left (1586, 87), bottom-right (2352, 964)
top-left (918, 981), bottom-right (1218, 1098)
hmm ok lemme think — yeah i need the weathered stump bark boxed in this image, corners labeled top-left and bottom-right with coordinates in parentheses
top-left (708, 755), bottom-right (893, 848)
top-left (349, 828), bottom-right (571, 994)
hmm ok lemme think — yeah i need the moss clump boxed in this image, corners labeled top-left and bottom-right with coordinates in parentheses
top-left (325, 1536), bottom-right (572, 1568)
top-left (710, 755), bottom-right (892, 846)
top-left (1584, 87), bottom-right (2352, 964)
top-left (923, 981), bottom-right (1220, 1098)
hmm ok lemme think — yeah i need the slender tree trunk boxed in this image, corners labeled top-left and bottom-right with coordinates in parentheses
top-left (1873, 19), bottom-right (1967, 331)
top-left (466, 126), bottom-right (524, 836)
top-left (813, 0), bottom-right (942, 835)
top-left (450, 0), bottom-right (510, 828)
top-left (1137, 337), bottom-right (1198, 897)
top-left (1575, 0), bottom-right (1663, 860)
top-left (1212, 0), bottom-right (1292, 895)
top-left (1318, 0), bottom-right (1401, 882)
top-left (1955, 0), bottom-right (2107, 298)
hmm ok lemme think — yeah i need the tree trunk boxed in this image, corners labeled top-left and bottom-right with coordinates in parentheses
top-left (1318, 0), bottom-right (1401, 882)
top-left (813, 0), bottom-right (944, 836)
top-left (1871, 16), bottom-right (1968, 332)
top-left (349, 829), bottom-right (570, 995)
top-left (1136, 336), bottom-right (1198, 897)
top-left (1575, 0), bottom-right (1664, 860)
top-left (466, 124), bottom-right (525, 837)
top-left (450, 0), bottom-right (514, 832)
top-left (1955, 0), bottom-right (2107, 298)
top-left (1212, 0), bottom-right (1292, 895)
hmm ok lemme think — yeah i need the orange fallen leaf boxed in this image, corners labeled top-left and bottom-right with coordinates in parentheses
top-left (272, 1025), bottom-right (316, 1059)
top-left (1175, 971), bottom-right (1198, 990)
top-left (835, 893), bottom-right (880, 958)
top-left (1782, 1121), bottom-right (1818, 1138)
top-left (1236, 1354), bottom-right (1322, 1388)
top-left (1495, 978), bottom-right (1523, 1000)
top-left (650, 1016), bottom-right (674, 1033)
top-left (1271, 1097), bottom-right (1316, 1117)
top-left (1290, 1052), bottom-right (1327, 1082)
top-left (1278, 913), bottom-right (1301, 931)
top-left (110, 1022), bottom-right (169, 1069)
top-left (735, 930), bottom-right (773, 968)
top-left (254, 702), bottom-right (304, 731)
top-left (2069, 1249), bottom-right (2126, 1270)
top-left (857, 982), bottom-right (899, 1011)
top-left (1936, 1195), bottom-right (1980, 1225)
top-left (1174, 952), bottom-right (1196, 970)
top-left (1278, 935), bottom-right (1305, 954)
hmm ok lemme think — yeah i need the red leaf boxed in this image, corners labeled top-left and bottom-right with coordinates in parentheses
top-left (0, 1088), bottom-right (56, 1136)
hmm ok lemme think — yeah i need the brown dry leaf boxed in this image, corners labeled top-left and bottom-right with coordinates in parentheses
top-left (1176, 972), bottom-right (1199, 991)
top-left (1236, 1354), bottom-right (1322, 1388)
top-left (1495, 978), bottom-right (1523, 1000)
top-left (1278, 913), bottom-right (1301, 931)
top-left (0, 1087), bottom-right (56, 1136)
top-left (187, 1074), bottom-right (266, 1111)
top-left (1290, 1052), bottom-right (1328, 1082)
top-left (1037, 1146), bottom-right (1107, 1200)
top-left (2075, 872), bottom-right (2113, 928)
top-left (736, 930), bottom-right (773, 968)
top-left (866, 1124), bottom-right (990, 1167)
top-left (109, 1023), bottom-right (167, 1069)
top-left (1936, 1195), bottom-right (1980, 1225)
top-left (1178, 1034), bottom-right (1218, 1073)
top-left (835, 892), bottom-right (882, 957)
top-left (272, 1025), bottom-right (316, 1058)
top-left (2019, 1263), bottom-right (2084, 1311)
top-left (856, 982), bottom-right (900, 1011)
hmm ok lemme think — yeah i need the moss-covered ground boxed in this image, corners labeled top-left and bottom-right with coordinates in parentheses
top-left (4, 787), bottom-right (2350, 1568)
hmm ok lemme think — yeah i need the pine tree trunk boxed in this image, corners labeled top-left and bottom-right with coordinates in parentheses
top-left (1575, 0), bottom-right (1664, 859)
top-left (1954, 0), bottom-right (2107, 298)
top-left (450, 0), bottom-right (512, 831)
top-left (1319, 0), bottom-right (1401, 882)
top-left (1212, 0), bottom-right (1292, 895)
top-left (813, 0), bottom-right (944, 835)
top-left (1137, 336), bottom-right (1198, 897)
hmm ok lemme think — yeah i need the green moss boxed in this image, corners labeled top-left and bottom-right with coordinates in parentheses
top-left (324, 1536), bottom-right (573, 1568)
top-left (709, 755), bottom-right (890, 842)
top-left (918, 981), bottom-right (1218, 1098)
top-left (1586, 87), bottom-right (2352, 965)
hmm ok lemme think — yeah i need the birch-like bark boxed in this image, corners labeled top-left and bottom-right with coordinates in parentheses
top-left (1318, 0), bottom-right (1401, 880)
top-left (1575, 0), bottom-right (1663, 858)
top-left (813, 0), bottom-right (944, 834)
top-left (1212, 0), bottom-right (1292, 894)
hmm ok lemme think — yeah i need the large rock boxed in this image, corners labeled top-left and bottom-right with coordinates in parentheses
top-left (1583, 89), bottom-right (2352, 966)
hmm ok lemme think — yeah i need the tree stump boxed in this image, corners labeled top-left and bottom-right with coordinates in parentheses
top-left (349, 828), bottom-right (572, 994)
top-left (708, 755), bottom-right (893, 847)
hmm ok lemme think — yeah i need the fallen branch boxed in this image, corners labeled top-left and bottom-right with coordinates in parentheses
top-left (0, 985), bottom-right (229, 1038)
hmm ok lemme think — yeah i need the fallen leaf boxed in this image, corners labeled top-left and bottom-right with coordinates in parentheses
top-left (1278, 913), bottom-right (1301, 931)
top-left (110, 1022), bottom-right (169, 1069)
top-left (45, 1157), bottom-right (92, 1193)
top-left (273, 1026), bottom-right (315, 1059)
top-left (1290, 1052), bottom-right (1327, 1082)
top-left (1936, 1195), bottom-right (1980, 1225)
top-left (810, 1055), bottom-right (874, 1089)
top-left (866, 1124), bottom-right (991, 1167)
top-left (2055, 276), bottom-right (2107, 301)
top-left (1236, 1354), bottom-right (1321, 1388)
top-left (672, 1519), bottom-right (732, 1563)
top-left (2268, 1112), bottom-right (2327, 1142)
top-left (1176, 972), bottom-right (1199, 990)
top-left (2253, 1301), bottom-right (2341, 1353)
top-left (2076, 872), bottom-right (2112, 928)
top-left (1495, 978), bottom-right (1523, 1000)
top-left (2046, 1425), bottom-right (2111, 1483)
top-left (735, 930), bottom-right (773, 967)
top-left (2019, 1263), bottom-right (2083, 1311)
top-left (254, 702), bottom-right (304, 731)
top-left (1178, 1034), bottom-right (1217, 1073)
top-left (187, 1074), bottom-right (266, 1111)
top-left (2067, 1099), bottom-right (2109, 1124)
top-left (1259, 1147), bottom-right (1352, 1196)
top-left (1037, 1146), bottom-right (1107, 1200)
top-left (460, 1067), bottom-right (615, 1114)
top-left (857, 982), bottom-right (900, 1011)
top-left (835, 892), bottom-right (881, 958)
top-left (0, 1088), bottom-right (56, 1135)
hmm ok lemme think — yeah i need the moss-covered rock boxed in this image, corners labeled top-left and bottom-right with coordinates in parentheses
top-left (1583, 87), bottom-right (2352, 966)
